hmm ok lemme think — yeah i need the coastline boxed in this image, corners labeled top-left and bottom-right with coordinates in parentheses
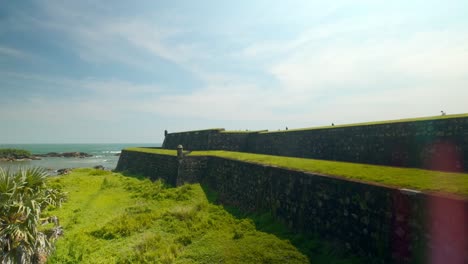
top-left (0, 143), bottom-right (160, 172)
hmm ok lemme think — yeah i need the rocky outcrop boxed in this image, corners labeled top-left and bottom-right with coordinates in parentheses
top-left (0, 148), bottom-right (36, 161)
top-left (0, 157), bottom-right (41, 162)
top-left (93, 165), bottom-right (105, 170)
top-left (0, 152), bottom-right (93, 162)
top-left (56, 168), bottom-right (72, 175)
top-left (35, 152), bottom-right (93, 158)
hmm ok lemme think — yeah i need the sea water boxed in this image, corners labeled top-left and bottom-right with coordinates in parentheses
top-left (0, 143), bottom-right (161, 171)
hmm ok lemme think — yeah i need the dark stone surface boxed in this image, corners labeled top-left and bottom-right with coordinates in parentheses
top-left (177, 156), bottom-right (209, 186)
top-left (93, 165), bottom-right (105, 170)
top-left (35, 152), bottom-right (93, 158)
top-left (115, 150), bottom-right (178, 185)
top-left (203, 158), bottom-right (468, 263)
top-left (162, 129), bottom-right (258, 152)
top-left (57, 168), bottom-right (72, 175)
top-left (162, 129), bottom-right (223, 151)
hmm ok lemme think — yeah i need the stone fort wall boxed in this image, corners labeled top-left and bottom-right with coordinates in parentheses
top-left (116, 149), bottom-right (468, 263)
top-left (162, 116), bottom-right (468, 172)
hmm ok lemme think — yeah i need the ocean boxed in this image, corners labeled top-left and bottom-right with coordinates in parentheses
top-left (0, 143), bottom-right (161, 172)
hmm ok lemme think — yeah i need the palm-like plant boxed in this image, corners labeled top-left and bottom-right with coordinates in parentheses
top-left (0, 167), bottom-right (66, 264)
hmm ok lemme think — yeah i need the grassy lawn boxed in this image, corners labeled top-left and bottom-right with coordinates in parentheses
top-left (126, 147), bottom-right (177, 156)
top-left (46, 169), bottom-right (357, 263)
top-left (125, 148), bottom-right (468, 196)
top-left (220, 130), bottom-right (267, 134)
top-left (167, 128), bottom-right (224, 134)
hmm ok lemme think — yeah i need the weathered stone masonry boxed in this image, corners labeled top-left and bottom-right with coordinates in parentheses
top-left (163, 129), bottom-right (256, 152)
top-left (115, 150), bottom-right (178, 185)
top-left (162, 116), bottom-right (468, 172)
top-left (116, 149), bottom-right (468, 263)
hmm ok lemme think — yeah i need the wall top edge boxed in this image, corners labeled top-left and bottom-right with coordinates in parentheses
top-left (164, 113), bottom-right (468, 136)
top-left (260, 113), bottom-right (468, 134)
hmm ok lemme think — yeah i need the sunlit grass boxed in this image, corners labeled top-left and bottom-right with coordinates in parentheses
top-left (220, 130), bottom-right (267, 134)
top-left (126, 147), bottom-right (177, 156)
top-left (167, 128), bottom-right (224, 134)
top-left (125, 148), bottom-right (468, 196)
top-left (46, 169), bottom-right (357, 263)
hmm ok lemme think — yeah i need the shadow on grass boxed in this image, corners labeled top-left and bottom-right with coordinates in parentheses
top-left (200, 183), bottom-right (362, 264)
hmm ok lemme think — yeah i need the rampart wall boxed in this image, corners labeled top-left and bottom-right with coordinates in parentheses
top-left (115, 150), bottom-right (178, 185)
top-left (116, 150), bottom-right (468, 263)
top-left (162, 116), bottom-right (468, 172)
top-left (162, 129), bottom-right (257, 152)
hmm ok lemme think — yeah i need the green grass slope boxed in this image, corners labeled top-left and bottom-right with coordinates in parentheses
top-left (46, 169), bottom-right (355, 264)
top-left (125, 148), bottom-right (468, 197)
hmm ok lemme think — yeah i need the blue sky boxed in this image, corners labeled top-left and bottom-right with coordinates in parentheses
top-left (1, 0), bottom-right (468, 143)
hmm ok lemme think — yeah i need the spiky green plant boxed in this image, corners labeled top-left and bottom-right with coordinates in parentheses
top-left (0, 167), bottom-right (66, 264)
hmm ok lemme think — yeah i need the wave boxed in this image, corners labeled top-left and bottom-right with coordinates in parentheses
top-left (101, 151), bottom-right (121, 154)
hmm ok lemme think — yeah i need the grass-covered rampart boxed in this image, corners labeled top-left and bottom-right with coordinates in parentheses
top-left (124, 148), bottom-right (468, 196)
top-left (166, 128), bottom-right (224, 134)
top-left (219, 130), bottom-right (267, 134)
top-left (46, 169), bottom-right (357, 263)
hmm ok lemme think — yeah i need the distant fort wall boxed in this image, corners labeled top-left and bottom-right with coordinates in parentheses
top-left (115, 150), bottom-right (179, 186)
top-left (116, 149), bottom-right (468, 263)
top-left (162, 129), bottom-right (256, 152)
top-left (162, 115), bottom-right (468, 172)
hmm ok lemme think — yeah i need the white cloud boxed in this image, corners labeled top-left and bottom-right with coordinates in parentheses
top-left (269, 30), bottom-right (468, 90)
top-left (137, 84), bottom-right (279, 121)
top-left (81, 79), bottom-right (163, 97)
top-left (35, 4), bottom-right (217, 84)
top-left (0, 73), bottom-right (163, 124)
top-left (39, 26), bottom-right (465, 125)
top-left (0, 45), bottom-right (31, 59)
top-left (232, 27), bottom-right (468, 125)
top-left (104, 20), bottom-right (192, 64)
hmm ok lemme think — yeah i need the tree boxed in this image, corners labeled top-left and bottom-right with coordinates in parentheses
top-left (0, 167), bottom-right (66, 264)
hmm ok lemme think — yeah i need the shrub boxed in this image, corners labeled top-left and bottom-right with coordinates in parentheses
top-left (0, 167), bottom-right (66, 263)
top-left (161, 184), bottom-right (194, 201)
top-left (125, 178), bottom-right (165, 200)
top-left (166, 205), bottom-right (197, 221)
top-left (90, 211), bottom-right (156, 240)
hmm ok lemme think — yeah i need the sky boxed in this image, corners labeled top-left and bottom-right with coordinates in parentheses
top-left (1, 0), bottom-right (468, 143)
